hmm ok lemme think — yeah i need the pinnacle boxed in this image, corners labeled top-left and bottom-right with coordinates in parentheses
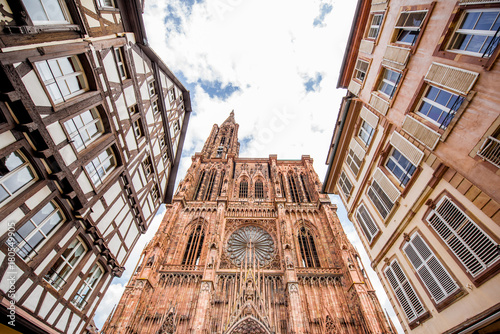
top-left (223, 109), bottom-right (235, 124)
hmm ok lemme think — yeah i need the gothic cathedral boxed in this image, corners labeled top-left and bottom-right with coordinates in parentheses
top-left (102, 112), bottom-right (393, 333)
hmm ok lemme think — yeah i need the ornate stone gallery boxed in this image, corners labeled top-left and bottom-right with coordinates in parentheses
top-left (102, 112), bottom-right (394, 333)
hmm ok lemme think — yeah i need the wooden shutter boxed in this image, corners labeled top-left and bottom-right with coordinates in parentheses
top-left (360, 106), bottom-right (379, 129)
top-left (356, 204), bottom-right (379, 242)
top-left (404, 233), bottom-right (459, 303)
top-left (348, 80), bottom-right (361, 96)
top-left (385, 260), bottom-right (426, 322)
top-left (371, 0), bottom-right (388, 12)
top-left (425, 63), bottom-right (479, 95)
top-left (426, 196), bottom-right (500, 277)
top-left (459, 0), bottom-right (500, 3)
top-left (349, 137), bottom-right (366, 159)
top-left (390, 131), bottom-right (424, 166)
top-left (360, 39), bottom-right (375, 55)
top-left (382, 46), bottom-right (411, 71)
top-left (369, 92), bottom-right (390, 115)
top-left (373, 168), bottom-right (400, 203)
top-left (402, 115), bottom-right (441, 150)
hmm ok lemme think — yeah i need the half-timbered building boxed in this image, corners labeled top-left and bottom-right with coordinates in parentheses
top-left (0, 1), bottom-right (191, 333)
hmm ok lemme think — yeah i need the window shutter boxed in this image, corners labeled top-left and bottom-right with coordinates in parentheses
top-left (459, 0), bottom-right (500, 3)
top-left (404, 233), bottom-right (459, 303)
top-left (369, 92), bottom-right (390, 115)
top-left (360, 106), bottom-right (379, 130)
top-left (382, 46), bottom-right (411, 71)
top-left (427, 196), bottom-right (500, 277)
top-left (360, 39), bottom-right (375, 55)
top-left (425, 63), bottom-right (479, 95)
top-left (349, 137), bottom-right (366, 159)
top-left (390, 131), bottom-right (424, 166)
top-left (371, 0), bottom-right (388, 12)
top-left (348, 80), bottom-right (361, 96)
top-left (402, 115), bottom-right (441, 150)
top-left (373, 168), bottom-right (400, 203)
top-left (356, 204), bottom-right (379, 242)
top-left (385, 260), bottom-right (426, 322)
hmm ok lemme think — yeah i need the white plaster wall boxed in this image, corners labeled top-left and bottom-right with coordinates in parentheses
top-left (35, 250), bottom-right (57, 275)
top-left (25, 186), bottom-right (50, 210)
top-left (58, 227), bottom-right (76, 249)
top-left (23, 285), bottom-right (43, 312)
top-left (103, 182), bottom-right (122, 205)
top-left (115, 93), bottom-right (128, 121)
top-left (55, 308), bottom-right (71, 331)
top-left (77, 173), bottom-right (94, 194)
top-left (22, 71), bottom-right (51, 107)
top-left (124, 223), bottom-right (138, 249)
top-left (124, 85), bottom-right (136, 107)
top-left (0, 132), bottom-right (16, 150)
top-left (103, 51), bottom-right (120, 84)
top-left (15, 278), bottom-right (33, 302)
top-left (46, 122), bottom-right (67, 145)
top-left (0, 208), bottom-right (24, 237)
top-left (60, 144), bottom-right (78, 166)
top-left (90, 200), bottom-right (105, 222)
top-left (125, 130), bottom-right (137, 151)
top-left (38, 292), bottom-right (57, 319)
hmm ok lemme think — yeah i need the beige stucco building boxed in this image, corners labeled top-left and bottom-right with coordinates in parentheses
top-left (0, 0), bottom-right (191, 333)
top-left (323, 0), bottom-right (500, 333)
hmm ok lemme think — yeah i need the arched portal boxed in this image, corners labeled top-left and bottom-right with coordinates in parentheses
top-left (226, 315), bottom-right (271, 334)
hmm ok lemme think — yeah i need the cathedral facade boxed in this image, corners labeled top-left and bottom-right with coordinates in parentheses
top-left (102, 112), bottom-right (393, 334)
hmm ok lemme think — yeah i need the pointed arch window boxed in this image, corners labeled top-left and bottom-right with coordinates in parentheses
top-left (239, 181), bottom-right (248, 198)
top-left (217, 170), bottom-right (225, 197)
top-left (300, 174), bottom-right (311, 202)
top-left (193, 171), bottom-right (205, 200)
top-left (255, 181), bottom-right (264, 199)
top-left (288, 174), bottom-right (300, 203)
top-left (204, 170), bottom-right (216, 201)
top-left (298, 227), bottom-right (320, 267)
top-left (182, 225), bottom-right (205, 266)
top-left (279, 173), bottom-right (286, 198)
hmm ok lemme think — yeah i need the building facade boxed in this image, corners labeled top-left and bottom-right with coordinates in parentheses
top-left (323, 0), bottom-right (500, 333)
top-left (0, 0), bottom-right (191, 333)
top-left (101, 112), bottom-right (395, 334)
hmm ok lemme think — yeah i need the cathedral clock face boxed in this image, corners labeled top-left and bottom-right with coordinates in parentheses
top-left (227, 226), bottom-right (275, 266)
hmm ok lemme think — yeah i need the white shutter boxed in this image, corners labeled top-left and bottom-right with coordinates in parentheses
top-left (360, 106), bottom-right (379, 130)
top-left (385, 260), bottom-right (426, 322)
top-left (349, 137), bottom-right (366, 159)
top-left (356, 204), bottom-right (379, 242)
top-left (404, 233), bottom-right (459, 303)
top-left (348, 80), bottom-right (361, 96)
top-left (373, 168), bottom-right (400, 203)
top-left (402, 115), bottom-right (441, 150)
top-left (390, 131), bottom-right (424, 166)
top-left (426, 196), bottom-right (500, 277)
top-left (425, 63), bottom-right (479, 95)
top-left (369, 92), bottom-right (390, 115)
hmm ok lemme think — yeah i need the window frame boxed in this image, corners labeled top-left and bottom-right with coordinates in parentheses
top-left (355, 203), bottom-right (380, 244)
top-left (338, 170), bottom-right (353, 200)
top-left (393, 10), bottom-right (428, 46)
top-left (132, 118), bottom-right (144, 138)
top-left (63, 108), bottom-right (104, 152)
top-left (367, 179), bottom-right (395, 220)
top-left (113, 47), bottom-right (128, 81)
top-left (353, 58), bottom-right (370, 84)
top-left (434, 4), bottom-right (500, 70)
top-left (366, 12), bottom-right (385, 41)
top-left (377, 67), bottom-right (402, 99)
top-left (385, 147), bottom-right (417, 188)
top-left (255, 181), bottom-right (264, 199)
top-left (148, 80), bottom-right (156, 97)
top-left (0, 150), bottom-right (37, 207)
top-left (345, 148), bottom-right (362, 177)
top-left (71, 263), bottom-right (104, 310)
top-left (44, 237), bottom-right (87, 290)
top-left (34, 55), bottom-right (89, 105)
top-left (358, 120), bottom-right (375, 147)
top-left (97, 0), bottom-right (116, 9)
top-left (391, 3), bottom-right (435, 53)
top-left (84, 147), bottom-right (117, 187)
top-left (239, 181), bottom-right (248, 198)
top-left (22, 0), bottom-right (72, 25)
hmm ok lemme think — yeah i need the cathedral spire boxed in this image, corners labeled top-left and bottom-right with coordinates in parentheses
top-left (201, 110), bottom-right (240, 159)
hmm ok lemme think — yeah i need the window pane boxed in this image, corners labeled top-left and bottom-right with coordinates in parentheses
top-left (3, 166), bottom-right (35, 193)
top-left (31, 202), bottom-right (55, 225)
top-left (476, 12), bottom-right (497, 30)
top-left (461, 12), bottom-right (480, 29)
top-left (40, 211), bottom-right (63, 235)
top-left (3, 151), bottom-right (24, 172)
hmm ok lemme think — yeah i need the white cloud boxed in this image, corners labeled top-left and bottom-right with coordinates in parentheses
top-left (95, 1), bottom-right (404, 332)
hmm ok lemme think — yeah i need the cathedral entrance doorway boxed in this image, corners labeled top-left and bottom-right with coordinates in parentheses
top-left (226, 315), bottom-right (271, 334)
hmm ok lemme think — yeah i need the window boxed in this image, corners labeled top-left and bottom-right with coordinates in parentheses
top-left (85, 148), bottom-right (116, 186)
top-left (168, 88), bottom-right (175, 102)
top-left (142, 156), bottom-right (153, 177)
top-left (255, 181), bottom-right (264, 199)
top-left (35, 56), bottom-right (88, 104)
top-left (298, 227), bottom-right (320, 267)
top-left (403, 233), bottom-right (459, 304)
top-left (385, 148), bottom-right (417, 187)
top-left (377, 68), bottom-right (401, 98)
top-left (97, 0), bottom-right (115, 8)
top-left (64, 109), bottom-right (103, 151)
top-left (217, 170), bottom-right (225, 196)
top-left (114, 47), bottom-right (128, 80)
top-left (449, 9), bottom-right (500, 58)
top-left (23, 0), bottom-right (70, 25)
top-left (148, 81), bottom-right (156, 96)
top-left (346, 149), bottom-right (362, 176)
top-left (128, 104), bottom-right (138, 115)
top-left (279, 174), bottom-right (286, 198)
top-left (427, 196), bottom-right (500, 277)
top-left (239, 181), bottom-right (248, 198)
top-left (72, 264), bottom-right (103, 309)
top-left (300, 174), bottom-right (311, 202)
top-left (216, 146), bottom-right (223, 158)
top-left (182, 225), bottom-right (204, 266)
top-left (385, 259), bottom-right (426, 323)
top-left (12, 201), bottom-right (64, 260)
top-left (45, 237), bottom-right (87, 290)
top-left (159, 136), bottom-right (166, 149)
top-left (132, 118), bottom-right (143, 138)
top-left (367, 180), bottom-right (395, 219)
top-left (288, 174), bottom-right (300, 203)
top-left (359, 120), bottom-right (374, 146)
top-left (0, 150), bottom-right (36, 205)
top-left (354, 59), bottom-right (369, 83)
top-left (416, 85), bottom-right (464, 129)
top-left (356, 204), bottom-right (379, 243)
top-left (367, 13), bottom-right (384, 39)
top-left (173, 120), bottom-right (180, 133)
top-left (204, 170), bottom-right (216, 201)
top-left (193, 171), bottom-right (205, 200)
top-left (338, 170), bottom-right (353, 199)
top-left (151, 184), bottom-right (160, 202)
top-left (152, 100), bottom-right (159, 114)
top-left (394, 11), bottom-right (427, 45)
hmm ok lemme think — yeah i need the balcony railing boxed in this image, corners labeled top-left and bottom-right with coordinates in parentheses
top-left (478, 136), bottom-right (500, 168)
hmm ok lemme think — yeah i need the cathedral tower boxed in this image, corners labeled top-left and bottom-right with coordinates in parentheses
top-left (102, 112), bottom-right (394, 334)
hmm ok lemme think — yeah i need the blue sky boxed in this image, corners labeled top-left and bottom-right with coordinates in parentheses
top-left (93, 1), bottom-right (403, 332)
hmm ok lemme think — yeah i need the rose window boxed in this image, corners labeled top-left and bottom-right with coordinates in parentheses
top-left (226, 226), bottom-right (274, 266)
